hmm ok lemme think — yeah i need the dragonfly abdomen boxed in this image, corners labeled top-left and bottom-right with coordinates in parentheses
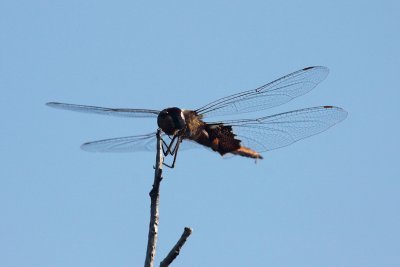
top-left (190, 123), bottom-right (262, 159)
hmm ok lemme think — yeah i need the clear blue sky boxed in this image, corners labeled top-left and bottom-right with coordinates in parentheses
top-left (1, 1), bottom-right (399, 266)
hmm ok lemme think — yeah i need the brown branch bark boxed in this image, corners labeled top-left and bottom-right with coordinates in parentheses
top-left (144, 129), bottom-right (163, 267)
top-left (159, 227), bottom-right (193, 267)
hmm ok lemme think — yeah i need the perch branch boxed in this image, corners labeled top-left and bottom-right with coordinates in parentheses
top-left (159, 227), bottom-right (193, 267)
top-left (144, 129), bottom-right (164, 267)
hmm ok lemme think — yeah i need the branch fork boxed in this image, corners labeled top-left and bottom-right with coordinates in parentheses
top-left (144, 129), bottom-right (192, 267)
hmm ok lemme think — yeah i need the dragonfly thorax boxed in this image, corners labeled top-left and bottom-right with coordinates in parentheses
top-left (157, 107), bottom-right (186, 136)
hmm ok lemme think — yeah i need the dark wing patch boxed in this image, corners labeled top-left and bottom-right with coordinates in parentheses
top-left (205, 124), bottom-right (241, 155)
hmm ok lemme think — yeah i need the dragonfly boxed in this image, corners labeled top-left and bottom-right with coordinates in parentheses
top-left (47, 66), bottom-right (347, 168)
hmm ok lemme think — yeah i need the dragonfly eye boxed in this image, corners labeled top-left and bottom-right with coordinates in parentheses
top-left (157, 110), bottom-right (176, 135)
top-left (157, 108), bottom-right (186, 135)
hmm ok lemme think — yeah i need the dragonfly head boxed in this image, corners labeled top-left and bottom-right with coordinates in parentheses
top-left (157, 107), bottom-right (186, 136)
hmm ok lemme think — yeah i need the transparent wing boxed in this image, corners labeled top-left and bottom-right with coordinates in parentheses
top-left (216, 106), bottom-right (347, 152)
top-left (81, 132), bottom-right (157, 152)
top-left (196, 66), bottom-right (329, 117)
top-left (46, 102), bottom-right (159, 118)
top-left (81, 132), bottom-right (201, 153)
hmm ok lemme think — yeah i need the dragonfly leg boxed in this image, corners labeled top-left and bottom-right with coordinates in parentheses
top-left (162, 136), bottom-right (182, 169)
top-left (161, 135), bottom-right (178, 156)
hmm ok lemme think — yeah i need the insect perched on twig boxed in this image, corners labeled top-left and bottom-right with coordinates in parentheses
top-left (47, 66), bottom-right (347, 168)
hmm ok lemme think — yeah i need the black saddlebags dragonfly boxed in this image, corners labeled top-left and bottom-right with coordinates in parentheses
top-left (47, 66), bottom-right (347, 168)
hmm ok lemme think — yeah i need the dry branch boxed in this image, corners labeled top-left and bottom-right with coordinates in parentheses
top-left (160, 227), bottom-right (193, 267)
top-left (144, 129), bottom-right (163, 267)
top-left (144, 130), bottom-right (193, 267)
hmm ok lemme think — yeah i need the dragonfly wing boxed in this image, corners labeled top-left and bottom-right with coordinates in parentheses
top-left (219, 106), bottom-right (347, 152)
top-left (81, 133), bottom-right (158, 152)
top-left (46, 102), bottom-right (159, 118)
top-left (81, 132), bottom-right (201, 152)
top-left (196, 66), bottom-right (329, 117)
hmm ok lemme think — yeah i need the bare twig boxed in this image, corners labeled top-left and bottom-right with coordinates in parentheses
top-left (144, 130), bottom-right (192, 266)
top-left (160, 227), bottom-right (193, 267)
top-left (144, 129), bottom-right (164, 267)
